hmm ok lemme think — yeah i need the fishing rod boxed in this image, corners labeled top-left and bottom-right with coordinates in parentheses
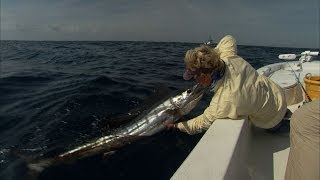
top-left (278, 51), bottom-right (319, 102)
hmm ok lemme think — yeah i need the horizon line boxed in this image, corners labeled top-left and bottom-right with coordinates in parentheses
top-left (0, 39), bottom-right (318, 49)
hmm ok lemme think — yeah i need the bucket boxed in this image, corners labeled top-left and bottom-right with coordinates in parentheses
top-left (304, 74), bottom-right (320, 100)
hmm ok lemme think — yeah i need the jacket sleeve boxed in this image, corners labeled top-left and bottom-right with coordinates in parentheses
top-left (214, 35), bottom-right (237, 59)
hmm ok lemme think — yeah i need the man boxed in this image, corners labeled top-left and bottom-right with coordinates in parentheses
top-left (169, 35), bottom-right (287, 134)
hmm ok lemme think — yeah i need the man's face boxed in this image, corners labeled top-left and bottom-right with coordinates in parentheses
top-left (183, 67), bottom-right (212, 87)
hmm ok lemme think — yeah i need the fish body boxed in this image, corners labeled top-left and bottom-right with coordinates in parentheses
top-left (28, 83), bottom-right (207, 173)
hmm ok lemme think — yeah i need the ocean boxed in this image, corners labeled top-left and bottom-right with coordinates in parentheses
top-left (0, 40), bottom-right (312, 180)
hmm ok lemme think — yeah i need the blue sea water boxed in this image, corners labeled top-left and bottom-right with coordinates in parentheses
top-left (0, 40), bottom-right (312, 180)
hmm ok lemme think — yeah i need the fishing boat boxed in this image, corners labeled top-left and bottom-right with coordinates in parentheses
top-left (171, 51), bottom-right (320, 180)
top-left (204, 35), bottom-right (214, 45)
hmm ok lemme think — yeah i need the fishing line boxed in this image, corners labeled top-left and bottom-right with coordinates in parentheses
top-left (283, 58), bottom-right (312, 102)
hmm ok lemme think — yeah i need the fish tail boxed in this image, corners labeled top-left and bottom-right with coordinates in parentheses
top-left (27, 159), bottom-right (52, 173)
top-left (10, 148), bottom-right (54, 179)
top-left (26, 158), bottom-right (55, 180)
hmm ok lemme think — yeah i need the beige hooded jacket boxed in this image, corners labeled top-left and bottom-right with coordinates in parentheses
top-left (177, 35), bottom-right (287, 135)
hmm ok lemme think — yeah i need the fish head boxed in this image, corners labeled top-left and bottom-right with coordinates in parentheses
top-left (171, 83), bottom-right (208, 116)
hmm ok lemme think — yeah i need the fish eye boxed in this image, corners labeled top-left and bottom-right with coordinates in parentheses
top-left (187, 89), bottom-right (192, 94)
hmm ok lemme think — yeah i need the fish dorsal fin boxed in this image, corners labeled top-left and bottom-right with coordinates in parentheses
top-left (99, 84), bottom-right (172, 130)
top-left (140, 84), bottom-right (171, 108)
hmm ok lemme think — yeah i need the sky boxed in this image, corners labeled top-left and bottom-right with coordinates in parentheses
top-left (1, 0), bottom-right (319, 48)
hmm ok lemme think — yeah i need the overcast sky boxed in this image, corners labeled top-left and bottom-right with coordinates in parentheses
top-left (1, 0), bottom-right (319, 48)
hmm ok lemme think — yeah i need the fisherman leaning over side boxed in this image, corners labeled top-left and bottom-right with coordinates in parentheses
top-left (166, 35), bottom-right (287, 134)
